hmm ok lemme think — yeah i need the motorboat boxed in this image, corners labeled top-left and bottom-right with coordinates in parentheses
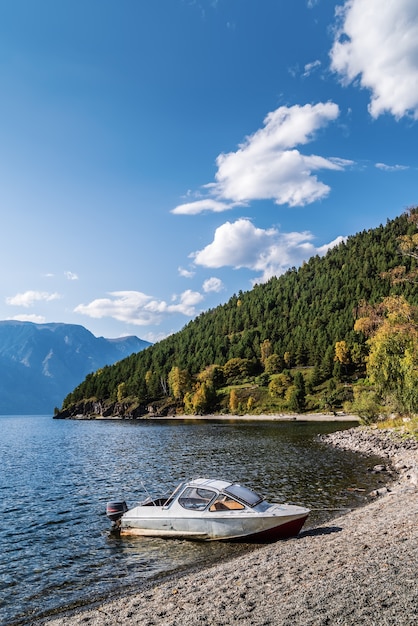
top-left (106, 478), bottom-right (309, 541)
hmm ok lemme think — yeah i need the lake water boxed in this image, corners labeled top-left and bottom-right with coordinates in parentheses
top-left (0, 415), bottom-right (387, 625)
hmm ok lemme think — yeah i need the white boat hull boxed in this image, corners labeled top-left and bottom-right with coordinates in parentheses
top-left (108, 478), bottom-right (310, 542)
top-left (119, 503), bottom-right (309, 541)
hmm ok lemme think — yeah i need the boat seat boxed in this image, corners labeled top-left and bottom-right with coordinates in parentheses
top-left (224, 500), bottom-right (244, 510)
top-left (209, 499), bottom-right (244, 511)
top-left (210, 502), bottom-right (229, 511)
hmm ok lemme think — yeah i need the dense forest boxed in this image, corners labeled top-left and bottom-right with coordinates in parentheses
top-left (57, 210), bottom-right (418, 420)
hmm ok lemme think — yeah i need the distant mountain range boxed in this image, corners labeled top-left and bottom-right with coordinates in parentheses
top-left (0, 321), bottom-right (151, 415)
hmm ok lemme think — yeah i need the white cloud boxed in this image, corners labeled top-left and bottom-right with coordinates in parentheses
top-left (168, 290), bottom-right (204, 315)
top-left (74, 289), bottom-right (204, 326)
top-left (172, 102), bottom-right (350, 214)
top-left (191, 218), bottom-right (345, 282)
top-left (74, 292), bottom-right (160, 326)
top-left (303, 60), bottom-right (321, 77)
top-left (330, 0), bottom-right (418, 119)
top-left (65, 271), bottom-right (79, 280)
top-left (202, 277), bottom-right (224, 293)
top-left (178, 266), bottom-right (195, 279)
top-left (172, 198), bottom-right (235, 215)
top-left (192, 219), bottom-right (276, 269)
top-left (6, 290), bottom-right (62, 307)
top-left (7, 314), bottom-right (46, 323)
top-left (375, 162), bottom-right (409, 172)
top-left (143, 330), bottom-right (172, 344)
top-left (316, 236), bottom-right (347, 256)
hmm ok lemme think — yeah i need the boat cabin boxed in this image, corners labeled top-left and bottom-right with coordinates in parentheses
top-left (152, 478), bottom-right (268, 513)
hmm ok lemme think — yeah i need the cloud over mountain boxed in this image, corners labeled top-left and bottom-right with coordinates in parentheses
top-left (191, 218), bottom-right (346, 282)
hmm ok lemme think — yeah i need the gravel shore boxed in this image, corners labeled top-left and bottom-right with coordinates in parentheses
top-left (37, 427), bottom-right (418, 626)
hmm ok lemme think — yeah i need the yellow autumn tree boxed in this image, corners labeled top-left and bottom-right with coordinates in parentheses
top-left (355, 295), bottom-right (418, 414)
top-left (260, 339), bottom-right (272, 366)
top-left (268, 372), bottom-right (292, 398)
top-left (183, 382), bottom-right (216, 415)
top-left (117, 382), bottom-right (127, 403)
top-left (229, 389), bottom-right (239, 413)
top-left (264, 354), bottom-right (282, 375)
top-left (334, 341), bottom-right (350, 366)
top-left (382, 207), bottom-right (418, 284)
top-left (167, 366), bottom-right (190, 400)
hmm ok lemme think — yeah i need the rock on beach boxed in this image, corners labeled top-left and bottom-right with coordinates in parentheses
top-left (38, 427), bottom-right (418, 626)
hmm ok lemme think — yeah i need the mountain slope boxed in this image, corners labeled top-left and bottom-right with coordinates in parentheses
top-left (60, 210), bottom-right (418, 416)
top-left (0, 321), bottom-right (151, 414)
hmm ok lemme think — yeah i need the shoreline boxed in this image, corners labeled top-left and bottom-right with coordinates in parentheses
top-left (85, 412), bottom-right (360, 422)
top-left (157, 412), bottom-right (360, 422)
top-left (36, 427), bottom-right (418, 626)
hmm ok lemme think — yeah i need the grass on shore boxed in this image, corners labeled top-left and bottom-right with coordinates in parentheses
top-left (376, 415), bottom-right (418, 440)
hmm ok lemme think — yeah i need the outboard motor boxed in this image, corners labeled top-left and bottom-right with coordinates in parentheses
top-left (106, 501), bottom-right (128, 523)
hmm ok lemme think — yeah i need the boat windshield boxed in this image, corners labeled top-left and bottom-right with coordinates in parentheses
top-left (163, 482), bottom-right (185, 509)
top-left (224, 484), bottom-right (263, 507)
top-left (178, 487), bottom-right (216, 511)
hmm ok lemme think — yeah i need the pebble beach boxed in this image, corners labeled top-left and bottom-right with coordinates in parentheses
top-left (36, 426), bottom-right (418, 626)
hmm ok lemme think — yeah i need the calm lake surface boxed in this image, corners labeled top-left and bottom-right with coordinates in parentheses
top-left (0, 415), bottom-right (387, 625)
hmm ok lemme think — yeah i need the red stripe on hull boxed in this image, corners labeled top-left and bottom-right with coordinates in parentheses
top-left (231, 515), bottom-right (309, 543)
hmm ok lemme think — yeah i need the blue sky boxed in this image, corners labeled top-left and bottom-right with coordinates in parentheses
top-left (1, 0), bottom-right (418, 342)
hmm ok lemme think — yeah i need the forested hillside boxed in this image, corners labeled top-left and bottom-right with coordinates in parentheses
top-left (58, 211), bottom-right (418, 419)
